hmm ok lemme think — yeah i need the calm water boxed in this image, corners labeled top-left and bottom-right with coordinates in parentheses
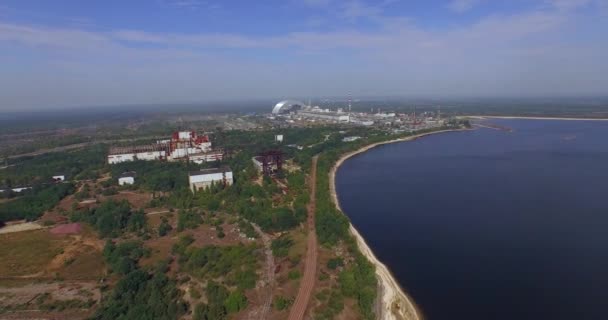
top-left (336, 119), bottom-right (608, 320)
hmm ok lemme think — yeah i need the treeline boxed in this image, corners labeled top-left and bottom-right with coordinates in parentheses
top-left (109, 161), bottom-right (193, 193)
top-left (0, 183), bottom-right (75, 222)
top-left (1, 145), bottom-right (107, 186)
top-left (94, 241), bottom-right (186, 320)
top-left (70, 200), bottom-right (146, 238)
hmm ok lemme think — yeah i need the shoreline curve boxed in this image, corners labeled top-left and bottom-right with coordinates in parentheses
top-left (471, 115), bottom-right (608, 121)
top-left (329, 129), bottom-right (465, 320)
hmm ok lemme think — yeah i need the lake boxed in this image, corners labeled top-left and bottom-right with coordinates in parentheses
top-left (336, 119), bottom-right (608, 320)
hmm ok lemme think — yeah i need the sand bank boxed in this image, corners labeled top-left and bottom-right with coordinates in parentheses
top-left (329, 129), bottom-right (464, 320)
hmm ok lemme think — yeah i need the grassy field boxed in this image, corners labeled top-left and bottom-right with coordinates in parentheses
top-left (0, 230), bottom-right (67, 277)
top-left (0, 228), bottom-right (105, 280)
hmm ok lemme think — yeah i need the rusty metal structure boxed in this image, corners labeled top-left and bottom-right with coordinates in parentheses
top-left (257, 150), bottom-right (285, 176)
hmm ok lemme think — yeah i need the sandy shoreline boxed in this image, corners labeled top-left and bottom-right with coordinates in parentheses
top-left (329, 129), bottom-right (464, 320)
top-left (470, 115), bottom-right (608, 121)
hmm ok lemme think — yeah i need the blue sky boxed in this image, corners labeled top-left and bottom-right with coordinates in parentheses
top-left (0, 0), bottom-right (607, 110)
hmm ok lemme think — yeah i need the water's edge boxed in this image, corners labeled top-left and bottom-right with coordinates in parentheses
top-left (329, 129), bottom-right (467, 320)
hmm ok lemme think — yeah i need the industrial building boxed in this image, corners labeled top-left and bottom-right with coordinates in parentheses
top-left (118, 172), bottom-right (136, 186)
top-left (271, 101), bottom-right (352, 123)
top-left (108, 131), bottom-right (222, 165)
top-left (189, 167), bottom-right (233, 192)
top-left (252, 150), bottom-right (285, 176)
top-left (297, 109), bottom-right (350, 122)
top-left (272, 100), bottom-right (306, 114)
top-left (107, 144), bottom-right (168, 164)
top-left (189, 150), bottom-right (224, 164)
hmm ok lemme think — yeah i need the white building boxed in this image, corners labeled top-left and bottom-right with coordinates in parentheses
top-left (189, 150), bottom-right (224, 164)
top-left (297, 111), bottom-right (350, 122)
top-left (118, 172), bottom-right (136, 186)
top-left (275, 134), bottom-right (284, 142)
top-left (342, 136), bottom-right (361, 142)
top-left (107, 144), bottom-right (169, 164)
top-left (189, 167), bottom-right (233, 192)
top-left (107, 131), bottom-right (215, 164)
top-left (52, 174), bottom-right (66, 182)
top-left (0, 186), bottom-right (32, 193)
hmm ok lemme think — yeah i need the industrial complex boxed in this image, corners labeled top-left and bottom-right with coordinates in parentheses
top-left (107, 131), bottom-right (223, 165)
top-left (269, 99), bottom-right (444, 131)
top-left (101, 100), bottom-right (447, 193)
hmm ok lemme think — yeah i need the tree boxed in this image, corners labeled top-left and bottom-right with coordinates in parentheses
top-left (158, 218), bottom-right (172, 237)
top-left (205, 281), bottom-right (228, 320)
top-left (224, 290), bottom-right (247, 313)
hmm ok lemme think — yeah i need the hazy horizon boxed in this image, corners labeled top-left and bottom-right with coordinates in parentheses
top-left (1, 0), bottom-right (607, 111)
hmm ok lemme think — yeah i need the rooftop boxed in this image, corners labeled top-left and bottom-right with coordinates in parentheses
top-left (109, 143), bottom-right (169, 155)
top-left (189, 167), bottom-right (232, 176)
top-left (119, 171), bottom-right (137, 178)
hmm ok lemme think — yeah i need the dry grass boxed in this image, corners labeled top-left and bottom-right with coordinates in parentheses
top-left (0, 227), bottom-right (105, 280)
top-left (0, 230), bottom-right (67, 277)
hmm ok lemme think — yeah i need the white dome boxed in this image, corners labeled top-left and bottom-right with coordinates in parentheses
top-left (272, 100), bottom-right (306, 114)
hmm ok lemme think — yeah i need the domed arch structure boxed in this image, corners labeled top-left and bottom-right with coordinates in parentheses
top-left (272, 100), bottom-right (306, 114)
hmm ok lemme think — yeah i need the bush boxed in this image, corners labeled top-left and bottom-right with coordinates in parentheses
top-left (71, 200), bottom-right (146, 238)
top-left (224, 290), bottom-right (247, 313)
top-left (271, 236), bottom-right (293, 258)
top-left (158, 218), bottom-right (172, 237)
top-left (177, 210), bottom-right (202, 231)
top-left (288, 270), bottom-right (301, 280)
top-left (274, 296), bottom-right (292, 311)
top-left (327, 258), bottom-right (344, 270)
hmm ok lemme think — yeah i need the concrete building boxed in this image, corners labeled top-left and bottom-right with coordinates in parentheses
top-left (52, 174), bottom-right (66, 182)
top-left (189, 167), bottom-right (233, 192)
top-left (189, 150), bottom-right (224, 164)
top-left (275, 134), bottom-right (284, 142)
top-left (118, 172), bottom-right (136, 186)
top-left (107, 144), bottom-right (169, 164)
top-left (252, 156), bottom-right (265, 172)
top-left (272, 100), bottom-right (306, 114)
top-left (297, 111), bottom-right (350, 122)
top-left (108, 131), bottom-right (215, 164)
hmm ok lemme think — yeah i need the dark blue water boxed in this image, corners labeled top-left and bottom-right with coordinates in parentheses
top-left (336, 120), bottom-right (608, 320)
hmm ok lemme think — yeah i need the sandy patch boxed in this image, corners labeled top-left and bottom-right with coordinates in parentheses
top-left (0, 222), bottom-right (44, 235)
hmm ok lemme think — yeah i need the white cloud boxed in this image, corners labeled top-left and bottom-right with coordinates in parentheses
top-left (0, 1), bottom-right (607, 109)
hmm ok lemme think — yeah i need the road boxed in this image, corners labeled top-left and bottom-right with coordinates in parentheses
top-left (288, 155), bottom-right (318, 320)
top-left (6, 135), bottom-right (164, 160)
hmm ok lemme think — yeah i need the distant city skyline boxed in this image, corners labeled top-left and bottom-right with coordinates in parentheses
top-left (1, 0), bottom-right (607, 111)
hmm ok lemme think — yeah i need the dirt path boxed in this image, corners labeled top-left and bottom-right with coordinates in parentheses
top-left (244, 223), bottom-right (275, 320)
top-left (288, 156), bottom-right (318, 320)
